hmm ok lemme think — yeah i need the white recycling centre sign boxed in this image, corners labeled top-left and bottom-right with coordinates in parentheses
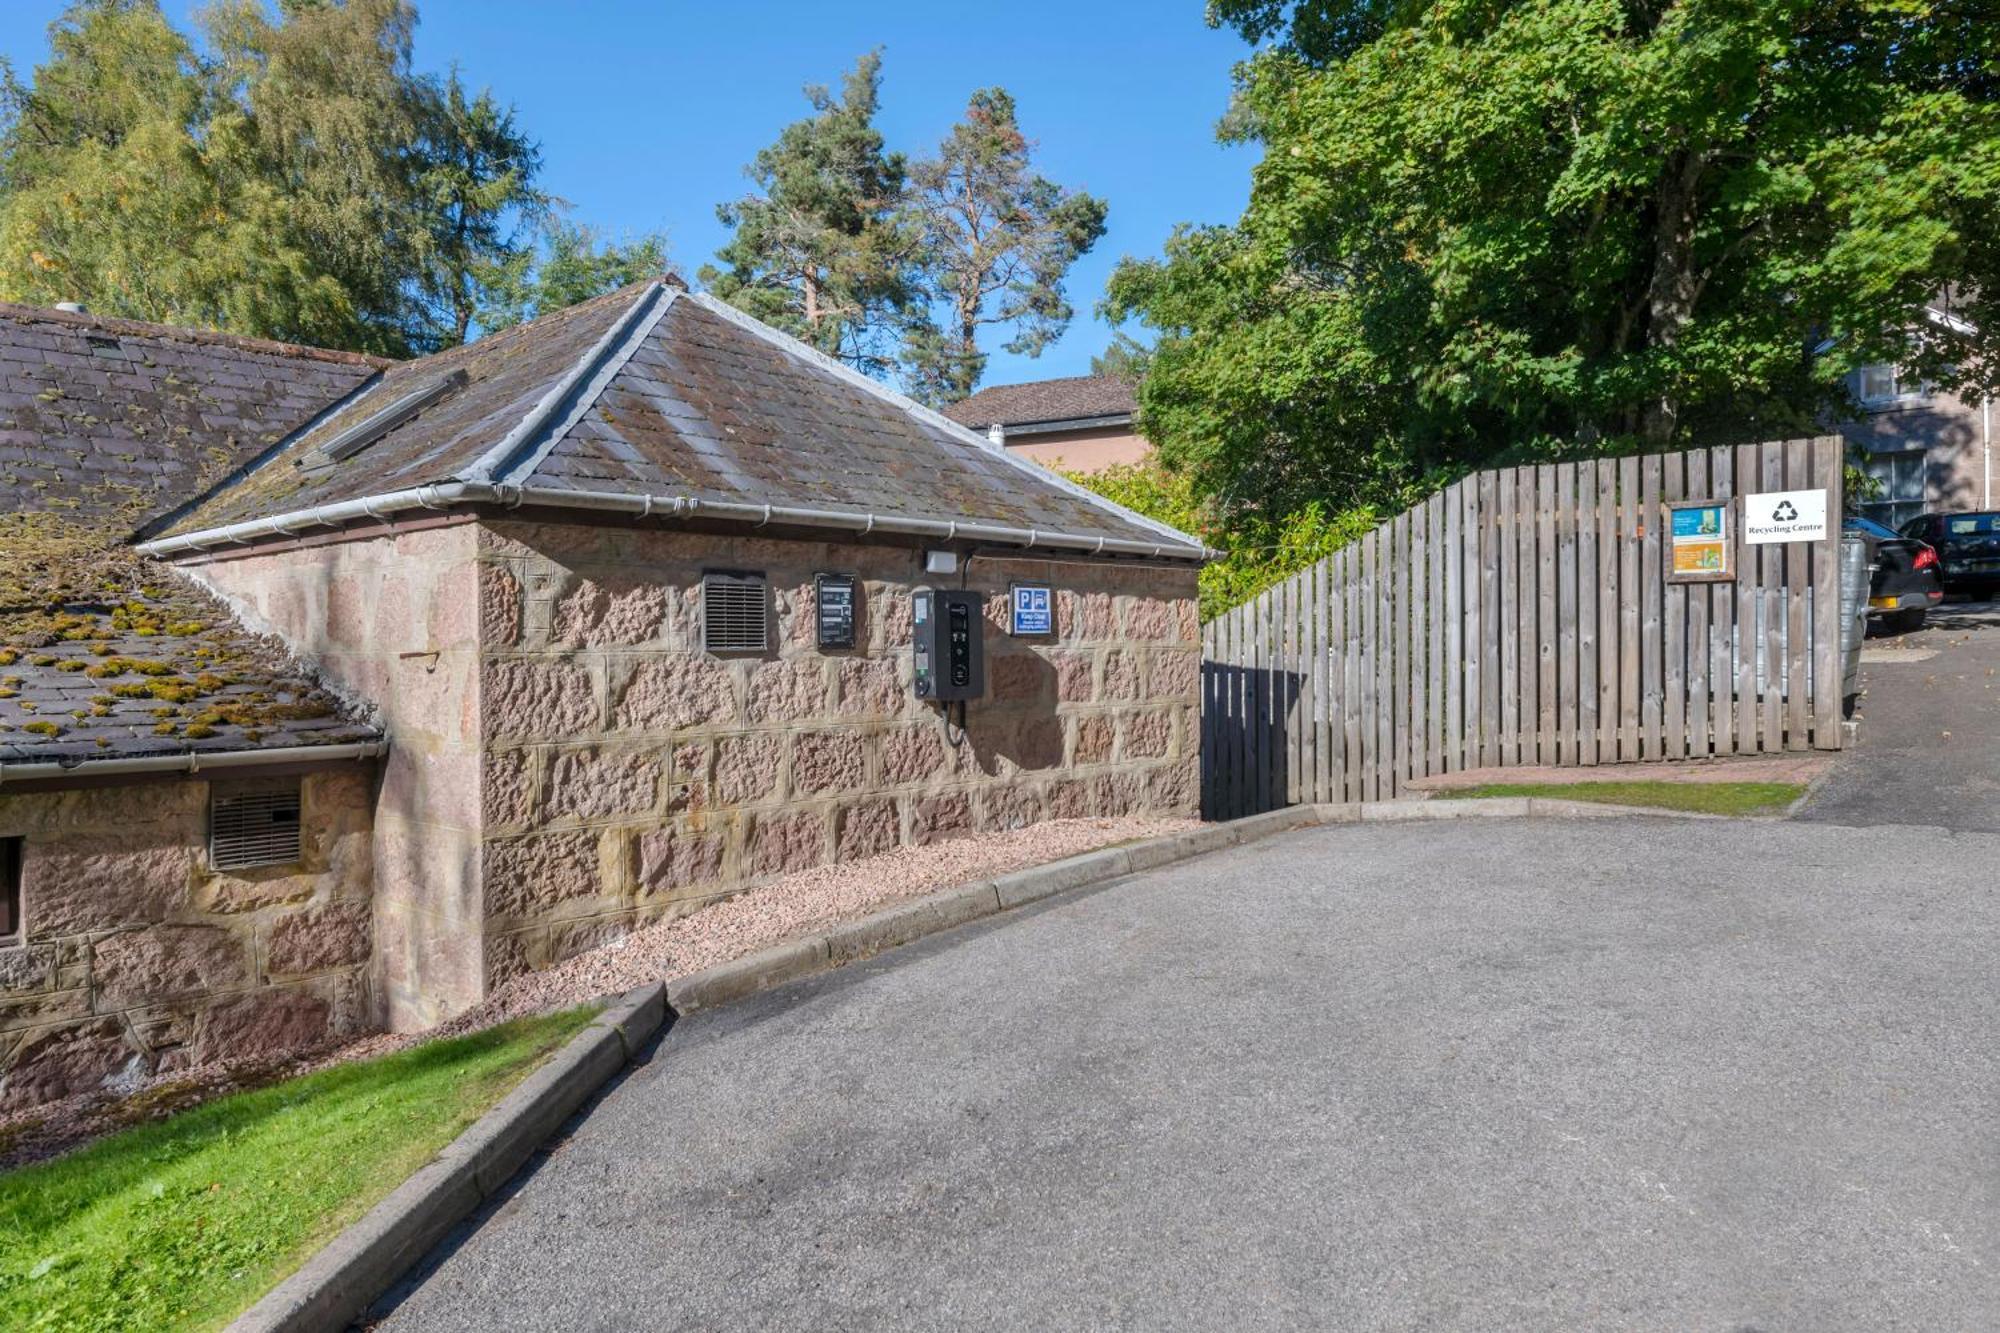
top-left (1743, 488), bottom-right (1829, 545)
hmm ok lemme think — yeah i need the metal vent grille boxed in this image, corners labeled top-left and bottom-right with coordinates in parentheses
top-left (703, 572), bottom-right (769, 653)
top-left (210, 784), bottom-right (303, 871)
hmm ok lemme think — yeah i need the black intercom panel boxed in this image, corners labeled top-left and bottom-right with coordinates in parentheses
top-left (815, 573), bottom-right (857, 650)
top-left (912, 587), bottom-right (985, 701)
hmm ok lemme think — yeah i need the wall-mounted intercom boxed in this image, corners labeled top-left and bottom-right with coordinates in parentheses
top-left (815, 573), bottom-right (857, 650)
top-left (912, 587), bottom-right (985, 702)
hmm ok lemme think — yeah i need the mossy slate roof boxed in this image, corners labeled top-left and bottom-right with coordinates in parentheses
top-left (0, 528), bottom-right (377, 764)
top-left (162, 283), bottom-right (1198, 555)
top-left (0, 302), bottom-right (382, 534)
top-left (0, 304), bottom-right (384, 766)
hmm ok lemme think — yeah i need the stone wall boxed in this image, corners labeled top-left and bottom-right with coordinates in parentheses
top-left (0, 769), bottom-right (373, 1110)
top-left (185, 524), bottom-right (486, 1030)
top-left (473, 520), bottom-right (1200, 987)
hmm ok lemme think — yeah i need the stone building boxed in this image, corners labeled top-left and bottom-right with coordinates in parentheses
top-left (2, 280), bottom-right (1205, 1105)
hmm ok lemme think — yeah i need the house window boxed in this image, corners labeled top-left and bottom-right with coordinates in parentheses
top-left (702, 571), bottom-right (769, 654)
top-left (210, 780), bottom-right (303, 871)
top-left (0, 838), bottom-right (20, 946)
top-left (1857, 363), bottom-right (1931, 407)
top-left (1857, 363), bottom-right (1900, 404)
top-left (1861, 449), bottom-right (1930, 530)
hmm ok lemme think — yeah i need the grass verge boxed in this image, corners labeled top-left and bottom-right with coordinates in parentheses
top-left (0, 1005), bottom-right (597, 1333)
top-left (1436, 780), bottom-right (1806, 817)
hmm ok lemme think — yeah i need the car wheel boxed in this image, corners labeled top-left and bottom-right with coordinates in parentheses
top-left (1887, 607), bottom-right (1928, 634)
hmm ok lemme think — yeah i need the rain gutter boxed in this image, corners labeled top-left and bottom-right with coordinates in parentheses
top-left (136, 482), bottom-right (1213, 563)
top-left (0, 738), bottom-right (389, 787)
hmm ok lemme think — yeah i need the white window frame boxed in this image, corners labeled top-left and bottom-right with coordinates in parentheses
top-left (1859, 449), bottom-right (1930, 530)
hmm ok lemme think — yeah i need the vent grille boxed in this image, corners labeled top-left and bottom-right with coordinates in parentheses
top-left (210, 784), bottom-right (303, 871)
top-left (703, 572), bottom-right (769, 653)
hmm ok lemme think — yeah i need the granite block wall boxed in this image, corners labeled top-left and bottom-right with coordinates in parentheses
top-left (0, 770), bottom-right (374, 1110)
top-left (185, 516), bottom-right (1201, 1027)
top-left (473, 521), bottom-right (1201, 988)
top-left (187, 523), bottom-right (486, 1030)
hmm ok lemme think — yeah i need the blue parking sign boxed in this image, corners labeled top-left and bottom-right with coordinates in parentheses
top-left (1010, 583), bottom-right (1053, 636)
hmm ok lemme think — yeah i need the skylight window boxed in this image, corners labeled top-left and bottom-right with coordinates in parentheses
top-left (306, 368), bottom-right (467, 466)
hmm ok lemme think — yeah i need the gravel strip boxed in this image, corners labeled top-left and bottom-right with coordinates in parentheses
top-left (1, 816), bottom-right (1194, 1168)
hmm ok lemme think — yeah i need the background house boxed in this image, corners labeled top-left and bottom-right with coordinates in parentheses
top-left (944, 374), bottom-right (1149, 474)
top-left (1840, 302), bottom-right (1995, 528)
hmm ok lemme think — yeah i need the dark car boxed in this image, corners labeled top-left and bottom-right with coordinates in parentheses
top-left (1899, 510), bottom-right (2000, 597)
top-left (1845, 514), bottom-right (1942, 633)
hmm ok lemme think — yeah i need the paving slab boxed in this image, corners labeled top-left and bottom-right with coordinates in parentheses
top-left (374, 815), bottom-right (2000, 1331)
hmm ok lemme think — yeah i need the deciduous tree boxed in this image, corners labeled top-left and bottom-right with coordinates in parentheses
top-left (1117, 0), bottom-right (2000, 525)
top-left (479, 219), bottom-right (671, 331)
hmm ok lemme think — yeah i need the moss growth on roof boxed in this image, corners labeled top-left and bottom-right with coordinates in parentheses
top-left (0, 513), bottom-right (375, 760)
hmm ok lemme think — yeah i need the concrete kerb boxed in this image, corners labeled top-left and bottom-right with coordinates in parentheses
top-left (234, 793), bottom-right (1730, 1331)
top-left (226, 982), bottom-right (668, 1333)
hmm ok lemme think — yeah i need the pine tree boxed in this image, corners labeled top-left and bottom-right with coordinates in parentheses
top-left (700, 52), bottom-right (919, 376)
top-left (408, 68), bottom-right (550, 350)
top-left (901, 88), bottom-right (1107, 404)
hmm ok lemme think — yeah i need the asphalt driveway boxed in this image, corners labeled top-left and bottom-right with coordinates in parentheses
top-left (1799, 596), bottom-right (2000, 832)
top-left (376, 815), bottom-right (2000, 1331)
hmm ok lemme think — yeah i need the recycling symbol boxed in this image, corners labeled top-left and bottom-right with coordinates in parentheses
top-left (1772, 499), bottom-right (1798, 522)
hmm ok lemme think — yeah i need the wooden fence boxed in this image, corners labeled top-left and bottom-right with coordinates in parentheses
top-left (1200, 437), bottom-right (1846, 819)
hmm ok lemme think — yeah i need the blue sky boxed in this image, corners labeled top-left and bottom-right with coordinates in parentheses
top-left (1, 1), bottom-right (1258, 386)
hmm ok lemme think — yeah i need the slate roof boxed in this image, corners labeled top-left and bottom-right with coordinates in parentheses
top-left (0, 521), bottom-right (378, 765)
top-left (0, 302), bottom-right (383, 535)
top-left (0, 304), bottom-right (384, 767)
top-left (943, 375), bottom-right (1138, 429)
top-left (157, 282), bottom-right (1201, 558)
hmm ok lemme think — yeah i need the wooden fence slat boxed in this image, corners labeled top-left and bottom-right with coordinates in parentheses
top-left (1688, 448), bottom-right (1720, 752)
top-left (1708, 444), bottom-right (1735, 757)
top-left (1578, 461), bottom-right (1600, 765)
top-left (1257, 587), bottom-right (1275, 812)
top-left (1446, 482), bottom-right (1466, 773)
top-left (1810, 435), bottom-right (1844, 746)
top-left (1345, 545), bottom-right (1363, 802)
top-left (1241, 600), bottom-right (1259, 816)
top-left (1557, 462), bottom-right (1580, 767)
top-left (1312, 556), bottom-right (1328, 800)
top-left (1404, 508), bottom-right (1421, 785)
top-left (1784, 437), bottom-right (1811, 750)
top-left (1282, 573), bottom-right (1298, 805)
top-left (1322, 557), bottom-right (1337, 800)
top-left (1663, 451), bottom-right (1688, 759)
top-left (1620, 454), bottom-right (1642, 761)
top-left (1504, 466), bottom-right (1512, 764)
top-left (1208, 608), bottom-right (1224, 816)
top-left (1479, 471), bottom-right (1500, 767)
top-left (1376, 523), bottom-right (1394, 797)
top-left (1426, 493), bottom-right (1444, 778)
top-left (1359, 533), bottom-right (1377, 801)
top-left (1536, 464), bottom-right (1558, 766)
top-left (1400, 506), bottom-right (1416, 784)
top-left (1760, 443), bottom-right (1785, 748)
top-left (1733, 442), bottom-right (1761, 753)
top-left (1596, 458), bottom-right (1619, 764)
